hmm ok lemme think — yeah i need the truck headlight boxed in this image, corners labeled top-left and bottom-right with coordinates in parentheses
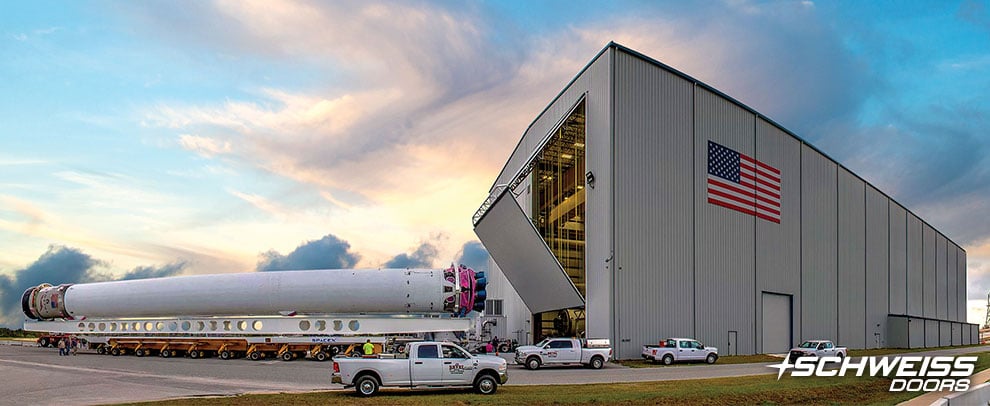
top-left (498, 363), bottom-right (507, 372)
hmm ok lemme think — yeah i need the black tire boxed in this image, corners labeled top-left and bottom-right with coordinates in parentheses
top-left (329, 346), bottom-right (340, 356)
top-left (706, 353), bottom-right (718, 364)
top-left (249, 351), bottom-right (261, 361)
top-left (96, 346), bottom-right (106, 355)
top-left (39, 337), bottom-right (50, 348)
top-left (220, 350), bottom-right (231, 360)
top-left (355, 375), bottom-right (380, 397)
top-left (135, 348), bottom-right (145, 357)
top-left (589, 356), bottom-right (605, 369)
top-left (189, 350), bottom-right (199, 359)
top-left (281, 351), bottom-right (293, 361)
top-left (474, 374), bottom-right (498, 395)
top-left (111, 348), bottom-right (121, 356)
top-left (526, 356), bottom-right (541, 370)
top-left (662, 354), bottom-right (674, 366)
top-left (498, 343), bottom-right (511, 353)
top-left (315, 351), bottom-right (328, 362)
top-left (161, 350), bottom-right (171, 358)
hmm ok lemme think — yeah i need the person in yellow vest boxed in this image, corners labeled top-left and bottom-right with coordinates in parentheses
top-left (362, 339), bottom-right (374, 356)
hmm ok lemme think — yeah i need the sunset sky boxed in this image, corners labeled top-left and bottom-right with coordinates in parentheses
top-left (2, 1), bottom-right (989, 325)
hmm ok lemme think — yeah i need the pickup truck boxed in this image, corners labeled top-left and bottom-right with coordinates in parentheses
top-left (641, 338), bottom-right (719, 365)
top-left (331, 341), bottom-right (508, 396)
top-left (514, 338), bottom-right (611, 370)
top-left (787, 340), bottom-right (847, 363)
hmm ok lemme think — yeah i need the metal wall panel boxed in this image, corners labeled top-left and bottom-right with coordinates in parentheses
top-left (964, 324), bottom-right (973, 345)
top-left (755, 119), bottom-right (802, 353)
top-left (613, 50), bottom-right (695, 359)
top-left (887, 316), bottom-right (909, 348)
top-left (762, 293), bottom-right (792, 354)
top-left (958, 248), bottom-right (967, 323)
top-left (837, 168), bottom-right (866, 349)
top-left (952, 322), bottom-right (962, 345)
top-left (889, 204), bottom-right (907, 315)
top-left (925, 319), bottom-right (938, 347)
top-left (922, 225), bottom-right (936, 318)
top-left (939, 321), bottom-right (951, 346)
top-left (801, 144), bottom-right (838, 342)
top-left (906, 215), bottom-right (923, 316)
top-left (865, 186), bottom-right (889, 348)
top-left (936, 234), bottom-right (947, 320)
top-left (693, 87), bottom-right (755, 355)
top-left (948, 242), bottom-right (957, 321)
top-left (581, 49), bottom-right (613, 340)
top-left (909, 317), bottom-right (924, 348)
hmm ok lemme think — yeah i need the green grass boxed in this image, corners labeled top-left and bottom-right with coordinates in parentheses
top-left (848, 344), bottom-right (984, 357)
top-left (618, 353), bottom-right (779, 368)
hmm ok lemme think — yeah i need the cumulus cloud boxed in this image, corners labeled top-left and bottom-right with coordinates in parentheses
top-left (384, 242), bottom-right (439, 269)
top-left (0, 245), bottom-right (188, 327)
top-left (455, 241), bottom-right (489, 274)
top-left (257, 234), bottom-right (360, 271)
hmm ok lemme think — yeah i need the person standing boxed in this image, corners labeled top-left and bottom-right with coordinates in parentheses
top-left (57, 339), bottom-right (66, 356)
top-left (362, 339), bottom-right (374, 356)
top-left (70, 337), bottom-right (78, 356)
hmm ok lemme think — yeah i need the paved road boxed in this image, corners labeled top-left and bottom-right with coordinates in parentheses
top-left (2, 341), bottom-right (988, 405)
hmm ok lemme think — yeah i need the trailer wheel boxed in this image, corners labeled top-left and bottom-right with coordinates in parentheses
top-left (589, 356), bottom-right (605, 369)
top-left (355, 375), bottom-right (380, 397)
top-left (662, 354), bottom-right (674, 365)
top-left (329, 346), bottom-right (340, 356)
top-left (188, 350), bottom-right (199, 359)
top-left (135, 349), bottom-right (145, 357)
top-left (220, 350), bottom-right (231, 360)
top-left (281, 351), bottom-right (293, 361)
top-left (249, 351), bottom-right (261, 361)
top-left (526, 356), bottom-right (541, 370)
top-left (39, 337), bottom-right (50, 347)
top-left (498, 343), bottom-right (511, 353)
top-left (706, 353), bottom-right (718, 364)
top-left (161, 350), bottom-right (172, 358)
top-left (314, 351), bottom-right (328, 362)
top-left (111, 348), bottom-right (121, 356)
top-left (474, 373), bottom-right (498, 395)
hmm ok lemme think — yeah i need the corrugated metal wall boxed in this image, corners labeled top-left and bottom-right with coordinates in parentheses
top-left (907, 215), bottom-right (923, 316)
top-left (801, 144), bottom-right (838, 341)
top-left (923, 225), bottom-right (936, 318)
top-left (613, 50), bottom-right (695, 359)
top-left (948, 241), bottom-right (957, 321)
top-left (936, 234), bottom-right (947, 320)
top-left (865, 186), bottom-right (889, 348)
top-left (925, 319), bottom-right (938, 347)
top-left (755, 120), bottom-right (801, 353)
top-left (582, 49), bottom-right (613, 340)
top-left (889, 204), bottom-right (908, 315)
top-left (910, 317), bottom-right (924, 348)
top-left (958, 248), bottom-right (967, 322)
top-left (837, 168), bottom-right (866, 349)
top-left (693, 87), bottom-right (756, 355)
top-left (953, 322), bottom-right (962, 345)
top-left (940, 321), bottom-right (951, 346)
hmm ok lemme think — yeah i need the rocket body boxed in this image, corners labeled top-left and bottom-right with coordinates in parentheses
top-left (22, 267), bottom-right (485, 320)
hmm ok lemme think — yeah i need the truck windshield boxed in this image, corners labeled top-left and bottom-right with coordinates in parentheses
top-left (535, 338), bottom-right (551, 348)
top-left (798, 341), bottom-right (817, 348)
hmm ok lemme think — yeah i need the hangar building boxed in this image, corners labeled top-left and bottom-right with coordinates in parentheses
top-left (473, 42), bottom-right (978, 359)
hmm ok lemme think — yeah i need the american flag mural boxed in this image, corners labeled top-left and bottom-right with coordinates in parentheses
top-left (706, 140), bottom-right (781, 223)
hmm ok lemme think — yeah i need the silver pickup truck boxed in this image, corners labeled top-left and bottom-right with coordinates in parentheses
top-left (514, 337), bottom-right (612, 370)
top-left (641, 337), bottom-right (719, 365)
top-left (331, 341), bottom-right (508, 396)
top-left (787, 340), bottom-right (847, 363)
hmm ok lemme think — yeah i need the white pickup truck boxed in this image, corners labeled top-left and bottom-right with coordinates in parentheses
top-left (787, 340), bottom-right (847, 363)
top-left (331, 341), bottom-right (508, 396)
top-left (514, 337), bottom-right (612, 370)
top-left (641, 338), bottom-right (719, 365)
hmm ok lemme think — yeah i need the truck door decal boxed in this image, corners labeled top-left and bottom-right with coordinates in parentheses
top-left (448, 363), bottom-right (465, 374)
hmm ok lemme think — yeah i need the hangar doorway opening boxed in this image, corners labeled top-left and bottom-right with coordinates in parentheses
top-left (762, 292), bottom-right (792, 354)
top-left (533, 100), bottom-right (586, 340)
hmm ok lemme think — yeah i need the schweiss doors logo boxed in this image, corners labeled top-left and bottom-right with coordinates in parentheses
top-left (768, 356), bottom-right (977, 392)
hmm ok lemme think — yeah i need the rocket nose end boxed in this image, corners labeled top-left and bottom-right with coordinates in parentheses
top-left (21, 286), bottom-right (40, 320)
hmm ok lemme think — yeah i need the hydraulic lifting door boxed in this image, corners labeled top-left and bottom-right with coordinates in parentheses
top-left (762, 292), bottom-right (792, 354)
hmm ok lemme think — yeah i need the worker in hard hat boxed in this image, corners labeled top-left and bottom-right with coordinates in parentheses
top-left (363, 339), bottom-right (374, 356)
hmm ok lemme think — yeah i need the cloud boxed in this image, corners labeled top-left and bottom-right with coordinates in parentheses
top-left (257, 234), bottom-right (360, 271)
top-left (455, 241), bottom-right (489, 274)
top-left (178, 134), bottom-right (231, 157)
top-left (384, 242), bottom-right (439, 269)
top-left (119, 262), bottom-right (187, 281)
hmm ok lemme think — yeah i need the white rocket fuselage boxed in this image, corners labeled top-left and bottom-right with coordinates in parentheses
top-left (22, 268), bottom-right (481, 320)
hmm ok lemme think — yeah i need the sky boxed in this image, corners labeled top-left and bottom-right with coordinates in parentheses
top-left (0, 0), bottom-right (989, 327)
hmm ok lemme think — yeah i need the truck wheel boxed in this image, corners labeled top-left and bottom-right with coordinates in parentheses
top-left (39, 337), bottom-right (50, 347)
top-left (498, 343), bottom-right (511, 353)
top-left (281, 351), bottom-right (293, 361)
top-left (474, 374), bottom-right (498, 395)
top-left (355, 375), bottom-right (380, 397)
top-left (161, 350), bottom-right (172, 358)
top-left (249, 351), bottom-right (261, 361)
top-left (706, 354), bottom-right (718, 364)
top-left (330, 346), bottom-right (340, 356)
top-left (315, 351), bottom-right (328, 362)
top-left (96, 346), bottom-right (106, 355)
top-left (589, 356), bottom-right (605, 369)
top-left (219, 350), bottom-right (230, 360)
top-left (134, 348), bottom-right (145, 357)
top-left (111, 348), bottom-right (122, 356)
top-left (188, 350), bottom-right (199, 359)
top-left (526, 356), bottom-right (541, 370)
top-left (836, 353), bottom-right (845, 364)
top-left (662, 354), bottom-right (674, 365)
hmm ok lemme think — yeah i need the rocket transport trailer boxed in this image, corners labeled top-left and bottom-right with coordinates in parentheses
top-left (22, 266), bottom-right (488, 361)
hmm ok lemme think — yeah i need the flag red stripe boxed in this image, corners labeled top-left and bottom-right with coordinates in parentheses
top-left (708, 197), bottom-right (758, 217)
top-left (709, 178), bottom-right (756, 199)
top-left (708, 188), bottom-right (757, 209)
top-left (755, 211), bottom-right (781, 223)
top-left (755, 202), bottom-right (781, 216)
top-left (755, 184), bottom-right (781, 200)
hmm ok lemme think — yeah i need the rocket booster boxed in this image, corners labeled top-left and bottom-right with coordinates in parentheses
top-left (22, 266), bottom-right (487, 320)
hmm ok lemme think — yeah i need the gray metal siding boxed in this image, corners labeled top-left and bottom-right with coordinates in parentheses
top-left (693, 86), bottom-right (755, 355)
top-left (909, 317), bottom-right (924, 348)
top-left (936, 234), bottom-right (947, 320)
top-left (906, 215), bottom-right (923, 316)
top-left (925, 319), bottom-right (938, 347)
top-left (964, 324), bottom-right (973, 345)
top-left (762, 293), bottom-right (792, 354)
top-left (582, 50), bottom-right (613, 340)
top-left (958, 248), bottom-right (967, 323)
top-left (613, 50), bottom-right (694, 359)
top-left (865, 186), bottom-right (889, 348)
top-left (953, 322), bottom-right (962, 345)
top-left (801, 144), bottom-right (838, 342)
top-left (947, 242), bottom-right (957, 321)
top-left (755, 119), bottom-right (801, 353)
top-left (889, 204), bottom-right (907, 315)
top-left (939, 321), bottom-right (951, 347)
top-left (837, 168), bottom-right (866, 349)
top-left (887, 317), bottom-right (909, 348)
top-left (922, 225), bottom-right (936, 318)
